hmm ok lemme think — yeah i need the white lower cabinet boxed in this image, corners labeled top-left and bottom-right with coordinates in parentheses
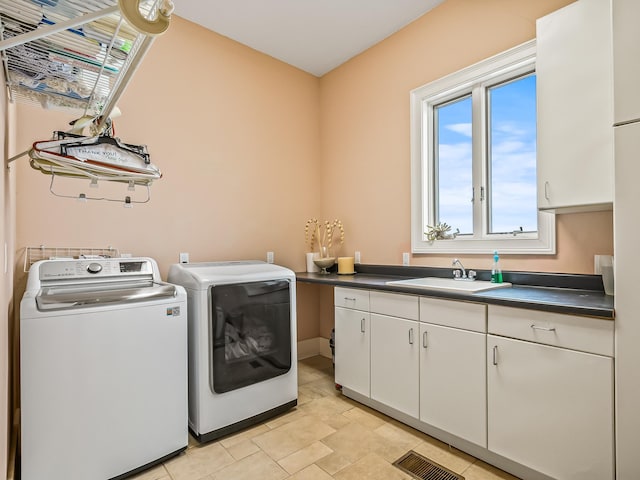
top-left (334, 306), bottom-right (370, 397)
top-left (487, 334), bottom-right (614, 480)
top-left (334, 287), bottom-right (615, 480)
top-left (370, 313), bottom-right (419, 418)
top-left (419, 322), bottom-right (486, 447)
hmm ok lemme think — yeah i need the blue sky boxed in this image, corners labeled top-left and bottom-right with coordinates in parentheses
top-left (436, 74), bottom-right (537, 235)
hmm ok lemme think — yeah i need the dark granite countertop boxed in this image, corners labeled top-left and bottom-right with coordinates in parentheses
top-left (296, 264), bottom-right (614, 320)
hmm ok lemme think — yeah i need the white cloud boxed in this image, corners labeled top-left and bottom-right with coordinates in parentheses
top-left (493, 122), bottom-right (528, 137)
top-left (445, 123), bottom-right (472, 137)
top-left (435, 114), bottom-right (538, 233)
top-left (439, 142), bottom-right (471, 160)
top-left (492, 140), bottom-right (526, 155)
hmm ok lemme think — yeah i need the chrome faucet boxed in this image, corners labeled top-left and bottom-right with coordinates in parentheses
top-left (452, 258), bottom-right (466, 278)
top-left (452, 259), bottom-right (477, 281)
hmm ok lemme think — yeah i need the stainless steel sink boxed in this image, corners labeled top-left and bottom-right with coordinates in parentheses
top-left (385, 277), bottom-right (511, 293)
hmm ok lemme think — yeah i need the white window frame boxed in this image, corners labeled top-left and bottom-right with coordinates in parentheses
top-left (410, 40), bottom-right (555, 255)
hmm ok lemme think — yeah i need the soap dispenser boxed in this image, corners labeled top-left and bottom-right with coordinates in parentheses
top-left (491, 251), bottom-right (503, 283)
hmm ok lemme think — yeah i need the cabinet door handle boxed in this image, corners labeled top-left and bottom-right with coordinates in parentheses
top-left (422, 331), bottom-right (428, 348)
top-left (409, 328), bottom-right (414, 344)
top-left (492, 345), bottom-right (498, 366)
top-left (344, 297), bottom-right (356, 302)
top-left (544, 181), bottom-right (550, 200)
top-left (360, 318), bottom-right (365, 333)
top-left (530, 324), bottom-right (556, 332)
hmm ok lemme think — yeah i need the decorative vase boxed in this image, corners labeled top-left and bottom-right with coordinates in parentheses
top-left (313, 246), bottom-right (335, 274)
top-left (313, 256), bottom-right (336, 274)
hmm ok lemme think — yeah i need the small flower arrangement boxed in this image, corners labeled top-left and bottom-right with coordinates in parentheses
top-left (425, 222), bottom-right (459, 241)
top-left (305, 218), bottom-right (345, 257)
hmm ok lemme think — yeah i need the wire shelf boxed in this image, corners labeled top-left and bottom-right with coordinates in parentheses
top-left (24, 245), bottom-right (119, 271)
top-left (0, 0), bottom-right (160, 118)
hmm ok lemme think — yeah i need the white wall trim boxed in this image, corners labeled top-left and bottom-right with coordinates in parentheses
top-left (297, 337), bottom-right (333, 360)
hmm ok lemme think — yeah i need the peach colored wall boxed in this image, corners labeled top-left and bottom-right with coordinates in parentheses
top-left (296, 283), bottom-right (321, 339)
top-left (297, 283), bottom-right (333, 346)
top-left (0, 79), bottom-right (7, 480)
top-left (318, 284), bottom-right (335, 339)
top-left (2, 87), bottom-right (17, 480)
top-left (14, 16), bottom-right (321, 286)
top-left (319, 0), bottom-right (613, 275)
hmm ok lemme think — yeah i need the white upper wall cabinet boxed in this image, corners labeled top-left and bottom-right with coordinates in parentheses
top-left (613, 0), bottom-right (640, 125)
top-left (536, 0), bottom-right (614, 212)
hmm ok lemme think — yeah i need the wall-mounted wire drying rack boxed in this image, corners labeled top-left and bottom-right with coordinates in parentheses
top-left (24, 245), bottom-right (120, 271)
top-left (0, 0), bottom-right (172, 132)
top-left (2, 0), bottom-right (172, 205)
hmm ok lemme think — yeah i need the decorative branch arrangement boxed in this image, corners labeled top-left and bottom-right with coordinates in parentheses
top-left (305, 218), bottom-right (345, 256)
top-left (425, 222), bottom-right (459, 241)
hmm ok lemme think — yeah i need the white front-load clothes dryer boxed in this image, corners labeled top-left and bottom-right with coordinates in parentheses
top-left (168, 261), bottom-right (297, 442)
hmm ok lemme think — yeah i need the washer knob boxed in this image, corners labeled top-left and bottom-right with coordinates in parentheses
top-left (87, 262), bottom-right (103, 274)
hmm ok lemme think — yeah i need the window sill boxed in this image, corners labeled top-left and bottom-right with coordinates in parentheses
top-left (411, 212), bottom-right (556, 255)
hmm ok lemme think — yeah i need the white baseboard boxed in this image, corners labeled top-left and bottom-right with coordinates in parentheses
top-left (297, 337), bottom-right (333, 360)
top-left (319, 337), bottom-right (333, 360)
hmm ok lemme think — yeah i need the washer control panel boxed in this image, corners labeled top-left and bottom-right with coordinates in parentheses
top-left (38, 258), bottom-right (154, 281)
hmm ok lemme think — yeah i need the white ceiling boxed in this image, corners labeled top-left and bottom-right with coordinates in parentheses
top-left (173, 0), bottom-right (445, 77)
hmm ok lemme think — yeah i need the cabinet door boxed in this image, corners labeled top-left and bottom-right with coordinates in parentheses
top-left (334, 307), bottom-right (370, 397)
top-left (487, 335), bottom-right (614, 480)
top-left (536, 0), bottom-right (613, 211)
top-left (614, 121), bottom-right (640, 480)
top-left (370, 313), bottom-right (419, 418)
top-left (613, 0), bottom-right (640, 124)
top-left (419, 323), bottom-right (486, 447)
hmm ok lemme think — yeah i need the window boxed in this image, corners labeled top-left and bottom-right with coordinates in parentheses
top-left (435, 94), bottom-right (473, 235)
top-left (410, 40), bottom-right (555, 254)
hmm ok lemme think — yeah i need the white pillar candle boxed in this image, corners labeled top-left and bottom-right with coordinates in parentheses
top-left (306, 252), bottom-right (320, 273)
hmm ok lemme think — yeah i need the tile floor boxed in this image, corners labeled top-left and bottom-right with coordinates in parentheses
top-left (130, 356), bottom-right (520, 480)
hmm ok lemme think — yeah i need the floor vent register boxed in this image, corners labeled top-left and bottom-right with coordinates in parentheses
top-left (393, 450), bottom-right (465, 480)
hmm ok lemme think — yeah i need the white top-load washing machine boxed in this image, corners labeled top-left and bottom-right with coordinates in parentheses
top-left (20, 257), bottom-right (188, 480)
top-left (167, 261), bottom-right (297, 442)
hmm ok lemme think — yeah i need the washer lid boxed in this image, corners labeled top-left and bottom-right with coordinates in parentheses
top-left (36, 280), bottom-right (178, 311)
top-left (167, 261), bottom-right (294, 289)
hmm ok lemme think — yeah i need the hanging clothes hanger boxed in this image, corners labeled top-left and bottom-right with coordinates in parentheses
top-left (51, 131), bottom-right (151, 165)
top-left (29, 139), bottom-right (161, 181)
top-left (28, 125), bottom-right (162, 188)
